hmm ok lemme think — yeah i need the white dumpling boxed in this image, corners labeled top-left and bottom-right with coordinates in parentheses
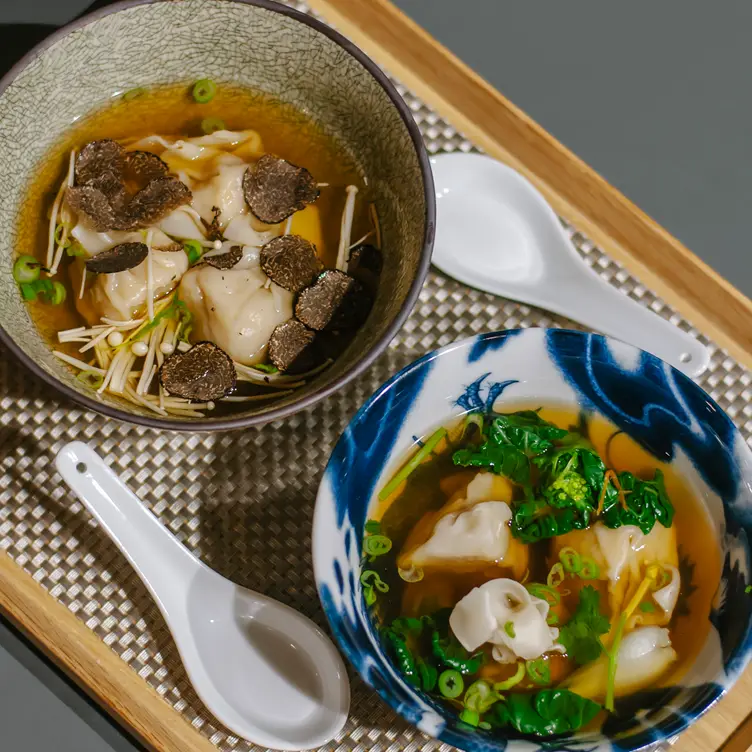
top-left (157, 207), bottom-right (207, 241)
top-left (552, 521), bottom-right (679, 625)
top-left (223, 214), bottom-right (279, 247)
top-left (179, 264), bottom-right (292, 365)
top-left (450, 579), bottom-right (563, 663)
top-left (566, 626), bottom-right (677, 700)
top-left (80, 250), bottom-right (188, 322)
top-left (191, 162), bottom-right (248, 225)
top-left (397, 473), bottom-right (528, 579)
top-left (71, 223), bottom-right (178, 256)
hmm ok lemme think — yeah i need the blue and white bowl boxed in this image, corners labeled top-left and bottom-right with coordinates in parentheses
top-left (312, 328), bottom-right (752, 752)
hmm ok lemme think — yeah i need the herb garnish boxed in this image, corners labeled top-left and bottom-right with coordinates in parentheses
top-left (558, 586), bottom-right (610, 665)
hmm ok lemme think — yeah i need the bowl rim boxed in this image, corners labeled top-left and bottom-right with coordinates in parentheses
top-left (313, 327), bottom-right (750, 752)
top-left (0, 0), bottom-right (436, 432)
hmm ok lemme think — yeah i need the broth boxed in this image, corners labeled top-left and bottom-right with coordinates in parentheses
top-left (362, 404), bottom-right (720, 737)
top-left (17, 83), bottom-right (376, 417)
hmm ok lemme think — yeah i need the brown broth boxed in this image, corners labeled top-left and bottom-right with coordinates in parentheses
top-left (370, 404), bottom-right (720, 692)
top-left (17, 84), bottom-right (373, 409)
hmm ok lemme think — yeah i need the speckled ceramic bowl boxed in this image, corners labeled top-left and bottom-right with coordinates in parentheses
top-left (0, 0), bottom-right (433, 431)
top-left (314, 328), bottom-right (752, 752)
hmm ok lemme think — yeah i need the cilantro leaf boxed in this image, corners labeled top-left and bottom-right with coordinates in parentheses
top-left (558, 586), bottom-right (610, 665)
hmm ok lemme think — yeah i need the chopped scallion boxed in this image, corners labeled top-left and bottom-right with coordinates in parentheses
top-left (77, 370), bottom-right (104, 389)
top-left (437, 669), bottom-right (463, 699)
top-left (192, 78), bottom-right (217, 103)
top-left (183, 240), bottom-right (203, 265)
top-left (253, 363), bottom-right (279, 374)
top-left (493, 661), bottom-right (525, 691)
top-left (201, 116), bottom-right (225, 135)
top-left (504, 621), bottom-right (516, 638)
top-left (13, 255), bottom-right (41, 284)
top-left (526, 658), bottom-right (551, 686)
top-left (547, 562), bottom-right (565, 588)
top-left (378, 427), bottom-right (448, 501)
top-left (363, 534), bottom-right (392, 559)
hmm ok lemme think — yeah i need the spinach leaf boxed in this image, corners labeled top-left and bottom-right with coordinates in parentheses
top-left (491, 413), bottom-right (567, 456)
top-left (492, 689), bottom-right (601, 736)
top-left (510, 499), bottom-right (589, 543)
top-left (601, 469), bottom-right (675, 535)
top-left (557, 585), bottom-right (610, 665)
top-left (453, 440), bottom-right (530, 485)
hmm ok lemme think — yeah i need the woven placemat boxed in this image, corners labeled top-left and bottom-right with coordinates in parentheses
top-left (0, 2), bottom-right (749, 750)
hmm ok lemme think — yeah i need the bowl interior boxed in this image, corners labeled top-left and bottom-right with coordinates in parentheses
top-left (0, 0), bottom-right (430, 427)
top-left (314, 328), bottom-right (752, 752)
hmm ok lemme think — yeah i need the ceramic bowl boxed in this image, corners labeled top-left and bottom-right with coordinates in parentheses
top-left (0, 0), bottom-right (433, 431)
top-left (313, 328), bottom-right (752, 752)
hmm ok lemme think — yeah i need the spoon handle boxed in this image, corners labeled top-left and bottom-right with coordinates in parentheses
top-left (56, 442), bottom-right (196, 611)
top-left (548, 271), bottom-right (709, 377)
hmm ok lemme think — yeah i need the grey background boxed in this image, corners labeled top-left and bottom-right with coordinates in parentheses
top-left (0, 1), bottom-right (748, 750)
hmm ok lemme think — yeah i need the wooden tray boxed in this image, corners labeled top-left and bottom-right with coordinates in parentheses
top-left (1, 1), bottom-right (750, 750)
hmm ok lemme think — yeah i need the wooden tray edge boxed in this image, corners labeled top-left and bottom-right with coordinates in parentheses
top-left (0, 552), bottom-right (215, 752)
top-left (308, 0), bottom-right (752, 370)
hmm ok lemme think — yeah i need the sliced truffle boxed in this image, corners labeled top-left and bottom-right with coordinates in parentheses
top-left (203, 245), bottom-right (243, 270)
top-left (260, 235), bottom-right (321, 292)
top-left (65, 185), bottom-right (119, 232)
top-left (122, 176), bottom-right (192, 229)
top-left (85, 242), bottom-right (149, 274)
top-left (87, 169), bottom-right (127, 209)
top-left (159, 341), bottom-right (236, 401)
top-left (268, 319), bottom-right (317, 372)
top-left (123, 150), bottom-right (169, 183)
top-left (347, 243), bottom-right (382, 292)
top-left (243, 154), bottom-right (319, 224)
top-left (294, 270), bottom-right (372, 331)
top-left (75, 139), bottom-right (124, 186)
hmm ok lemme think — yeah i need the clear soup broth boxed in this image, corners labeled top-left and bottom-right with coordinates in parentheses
top-left (362, 404), bottom-right (720, 738)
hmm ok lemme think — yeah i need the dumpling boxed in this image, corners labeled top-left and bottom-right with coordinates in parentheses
top-left (191, 160), bottom-right (249, 226)
top-left (552, 522), bottom-right (679, 626)
top-left (565, 626), bottom-right (677, 700)
top-left (179, 264), bottom-right (292, 365)
top-left (77, 249), bottom-right (188, 323)
top-left (397, 473), bottom-right (528, 580)
top-left (450, 578), bottom-right (564, 663)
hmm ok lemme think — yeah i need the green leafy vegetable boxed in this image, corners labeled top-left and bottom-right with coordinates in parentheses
top-left (557, 585), bottom-right (610, 665)
top-left (490, 411), bottom-right (567, 456)
top-left (601, 469), bottom-right (675, 535)
top-left (431, 630), bottom-right (484, 674)
top-left (383, 628), bottom-right (420, 687)
top-left (453, 439), bottom-right (530, 485)
top-left (364, 519), bottom-right (381, 535)
top-left (491, 689), bottom-right (601, 736)
top-left (639, 601), bottom-right (656, 613)
top-left (416, 659), bottom-right (438, 692)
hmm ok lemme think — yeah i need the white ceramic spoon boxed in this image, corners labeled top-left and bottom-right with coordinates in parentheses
top-left (56, 441), bottom-right (349, 751)
top-left (431, 152), bottom-right (709, 377)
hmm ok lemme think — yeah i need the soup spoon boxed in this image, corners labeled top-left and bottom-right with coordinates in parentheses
top-left (430, 152), bottom-right (709, 377)
top-left (55, 441), bottom-right (349, 750)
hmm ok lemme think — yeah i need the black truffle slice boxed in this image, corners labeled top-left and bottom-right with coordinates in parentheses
top-left (260, 235), bottom-right (321, 292)
top-left (295, 269), bottom-right (362, 331)
top-left (75, 139), bottom-right (125, 186)
top-left (85, 242), bottom-right (149, 274)
top-left (124, 150), bottom-right (169, 183)
top-left (203, 245), bottom-right (243, 270)
top-left (65, 185), bottom-right (119, 232)
top-left (87, 169), bottom-right (128, 209)
top-left (347, 244), bottom-right (383, 276)
top-left (243, 154), bottom-right (319, 224)
top-left (159, 341), bottom-right (236, 401)
top-left (121, 176), bottom-right (192, 229)
top-left (268, 319), bottom-right (317, 372)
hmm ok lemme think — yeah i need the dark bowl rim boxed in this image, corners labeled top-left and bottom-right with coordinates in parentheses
top-left (0, 0), bottom-right (436, 432)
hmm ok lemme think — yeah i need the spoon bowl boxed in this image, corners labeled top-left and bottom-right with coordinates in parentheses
top-left (431, 152), bottom-right (709, 377)
top-left (56, 441), bottom-right (349, 750)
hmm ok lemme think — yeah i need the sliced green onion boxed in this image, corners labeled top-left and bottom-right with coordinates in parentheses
top-left (438, 669), bottom-right (463, 699)
top-left (253, 363), bottom-right (279, 374)
top-left (459, 709), bottom-right (480, 727)
top-left (606, 613), bottom-right (627, 712)
top-left (746, 585), bottom-right (752, 594)
top-left (76, 370), bottom-right (104, 389)
top-left (363, 587), bottom-right (376, 606)
top-left (639, 601), bottom-right (656, 613)
top-left (359, 570), bottom-right (388, 593)
top-left (526, 658), bottom-right (551, 686)
top-left (123, 87), bottom-right (147, 101)
top-left (364, 519), bottom-right (381, 535)
top-left (478, 721), bottom-right (492, 731)
top-left (503, 621), bottom-right (515, 639)
top-left (463, 680), bottom-right (496, 713)
top-left (43, 281), bottom-right (67, 306)
top-left (183, 239), bottom-right (204, 265)
top-left (13, 255), bottom-right (41, 284)
top-left (579, 557), bottom-right (600, 580)
top-left (363, 534), bottom-right (392, 559)
top-left (66, 242), bottom-right (87, 258)
top-left (547, 562), bottom-right (565, 588)
top-left (493, 662), bottom-right (525, 691)
top-left (378, 427), bottom-right (447, 501)
top-left (559, 547), bottom-right (583, 574)
top-left (19, 283), bottom-right (36, 301)
top-left (201, 116), bottom-right (225, 135)
top-left (53, 223), bottom-right (71, 247)
top-left (525, 583), bottom-right (561, 606)
top-left (192, 78), bottom-right (217, 103)
top-left (547, 613), bottom-right (559, 626)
